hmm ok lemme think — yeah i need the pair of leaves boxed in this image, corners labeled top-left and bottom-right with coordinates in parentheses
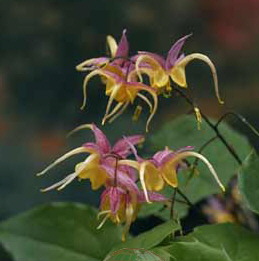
top-left (0, 203), bottom-right (178, 261)
top-left (1, 203), bottom-right (259, 261)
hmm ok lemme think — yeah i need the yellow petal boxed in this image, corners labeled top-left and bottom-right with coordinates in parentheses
top-left (160, 164), bottom-right (178, 188)
top-left (136, 55), bottom-right (167, 87)
top-left (89, 167), bottom-right (107, 190)
top-left (75, 154), bottom-right (107, 190)
top-left (153, 69), bottom-right (169, 88)
top-left (143, 162), bottom-right (164, 191)
top-left (106, 35), bottom-right (118, 58)
top-left (170, 64), bottom-right (187, 87)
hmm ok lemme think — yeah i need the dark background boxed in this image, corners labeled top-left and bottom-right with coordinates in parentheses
top-left (1, 0), bottom-right (259, 220)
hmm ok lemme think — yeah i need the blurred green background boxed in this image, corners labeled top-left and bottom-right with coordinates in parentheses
top-left (1, 0), bottom-right (259, 220)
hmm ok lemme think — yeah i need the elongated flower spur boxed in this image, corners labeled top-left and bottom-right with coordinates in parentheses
top-left (119, 142), bottom-right (225, 203)
top-left (76, 30), bottom-right (224, 132)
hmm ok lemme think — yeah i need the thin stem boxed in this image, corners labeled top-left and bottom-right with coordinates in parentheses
top-left (215, 111), bottom-right (259, 137)
top-left (176, 188), bottom-right (194, 208)
top-left (188, 136), bottom-right (218, 182)
top-left (174, 87), bottom-right (242, 165)
top-left (170, 188), bottom-right (177, 219)
top-left (103, 153), bottom-right (122, 186)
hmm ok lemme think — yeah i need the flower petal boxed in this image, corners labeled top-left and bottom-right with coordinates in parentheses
top-left (109, 187), bottom-right (124, 214)
top-left (102, 163), bottom-right (139, 192)
top-left (165, 34), bottom-right (192, 70)
top-left (161, 163), bottom-right (178, 188)
top-left (91, 124), bottom-right (111, 154)
top-left (142, 161), bottom-right (165, 192)
top-left (68, 124), bottom-right (111, 154)
top-left (112, 135), bottom-right (144, 158)
top-left (138, 191), bottom-right (168, 203)
top-left (106, 35), bottom-right (118, 58)
top-left (135, 54), bottom-right (168, 88)
top-left (115, 29), bottom-right (129, 58)
top-left (137, 52), bottom-right (166, 67)
top-left (153, 148), bottom-right (172, 165)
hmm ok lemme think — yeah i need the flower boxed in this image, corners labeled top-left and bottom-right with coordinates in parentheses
top-left (135, 34), bottom-right (224, 104)
top-left (98, 186), bottom-right (168, 241)
top-left (76, 30), bottom-right (158, 132)
top-left (37, 123), bottom-right (144, 192)
top-left (81, 64), bottom-right (158, 132)
top-left (120, 142), bottom-right (225, 203)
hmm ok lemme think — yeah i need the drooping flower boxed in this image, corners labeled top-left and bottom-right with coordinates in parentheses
top-left (120, 143), bottom-right (225, 203)
top-left (135, 34), bottom-right (224, 104)
top-left (37, 124), bottom-right (144, 192)
top-left (76, 30), bottom-right (158, 132)
top-left (98, 186), bottom-right (168, 241)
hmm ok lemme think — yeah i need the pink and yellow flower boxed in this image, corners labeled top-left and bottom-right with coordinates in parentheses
top-left (76, 31), bottom-right (158, 132)
top-left (135, 34), bottom-right (224, 104)
top-left (120, 142), bottom-right (225, 203)
top-left (37, 123), bottom-right (144, 192)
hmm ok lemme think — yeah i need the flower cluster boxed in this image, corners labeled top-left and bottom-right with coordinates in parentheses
top-left (38, 124), bottom-right (224, 240)
top-left (76, 30), bottom-right (224, 132)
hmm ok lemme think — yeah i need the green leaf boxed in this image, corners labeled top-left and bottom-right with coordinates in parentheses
top-left (112, 220), bottom-right (180, 251)
top-left (238, 151), bottom-right (259, 214)
top-left (148, 115), bottom-right (251, 219)
top-left (159, 223), bottom-right (259, 261)
top-left (0, 203), bottom-right (123, 261)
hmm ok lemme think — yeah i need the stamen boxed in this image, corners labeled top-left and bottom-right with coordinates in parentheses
top-left (132, 105), bottom-right (142, 121)
top-left (194, 106), bottom-right (202, 130)
top-left (36, 147), bottom-right (89, 176)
